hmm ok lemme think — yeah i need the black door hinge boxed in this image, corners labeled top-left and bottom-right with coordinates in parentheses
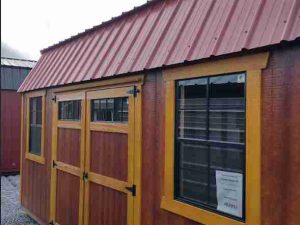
top-left (52, 160), bottom-right (57, 168)
top-left (83, 172), bottom-right (88, 181)
top-left (125, 184), bottom-right (136, 197)
top-left (127, 86), bottom-right (140, 97)
top-left (52, 95), bottom-right (57, 102)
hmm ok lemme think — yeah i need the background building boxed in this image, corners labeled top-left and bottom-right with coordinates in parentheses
top-left (1, 57), bottom-right (36, 174)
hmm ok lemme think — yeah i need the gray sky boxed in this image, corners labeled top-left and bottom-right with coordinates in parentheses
top-left (1, 0), bottom-right (147, 60)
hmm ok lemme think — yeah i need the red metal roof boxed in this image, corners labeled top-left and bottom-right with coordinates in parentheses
top-left (19, 0), bottom-right (300, 92)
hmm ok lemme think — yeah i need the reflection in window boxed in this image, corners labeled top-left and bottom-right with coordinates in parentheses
top-left (58, 100), bottom-right (81, 121)
top-left (91, 97), bottom-right (128, 122)
top-left (175, 73), bottom-right (246, 219)
top-left (29, 97), bottom-right (42, 155)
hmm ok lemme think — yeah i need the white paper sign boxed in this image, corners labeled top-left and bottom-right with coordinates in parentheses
top-left (216, 170), bottom-right (243, 218)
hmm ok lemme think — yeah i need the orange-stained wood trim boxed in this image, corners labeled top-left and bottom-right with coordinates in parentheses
top-left (84, 85), bottom-right (141, 225)
top-left (163, 52), bottom-right (269, 81)
top-left (90, 122), bottom-right (128, 133)
top-left (161, 52), bottom-right (269, 225)
top-left (50, 91), bottom-right (86, 225)
top-left (127, 92), bottom-right (135, 225)
top-left (24, 90), bottom-right (46, 98)
top-left (78, 95), bottom-right (86, 225)
top-left (25, 90), bottom-right (46, 164)
top-left (83, 98), bottom-right (91, 225)
top-left (88, 172), bottom-right (129, 193)
top-left (86, 86), bottom-right (132, 99)
top-left (161, 198), bottom-right (245, 225)
top-left (19, 95), bottom-right (24, 205)
top-left (133, 83), bottom-right (142, 225)
top-left (245, 70), bottom-right (262, 225)
top-left (55, 161), bottom-right (82, 177)
top-left (48, 82), bottom-right (144, 225)
top-left (53, 74), bottom-right (144, 93)
top-left (25, 153), bottom-right (45, 164)
top-left (50, 95), bottom-right (58, 223)
top-left (57, 121), bottom-right (82, 129)
top-left (55, 91), bottom-right (85, 101)
top-left (163, 80), bottom-right (176, 201)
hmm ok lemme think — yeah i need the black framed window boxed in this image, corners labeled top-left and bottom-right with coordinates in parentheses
top-left (29, 97), bottom-right (42, 155)
top-left (91, 97), bottom-right (128, 122)
top-left (58, 100), bottom-right (81, 121)
top-left (175, 73), bottom-right (246, 220)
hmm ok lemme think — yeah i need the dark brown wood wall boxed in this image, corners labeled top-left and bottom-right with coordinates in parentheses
top-left (261, 44), bottom-right (300, 225)
top-left (20, 44), bottom-right (300, 225)
top-left (141, 70), bottom-right (203, 225)
top-left (141, 45), bottom-right (300, 225)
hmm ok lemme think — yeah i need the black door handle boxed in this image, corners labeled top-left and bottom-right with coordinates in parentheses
top-left (125, 185), bottom-right (136, 196)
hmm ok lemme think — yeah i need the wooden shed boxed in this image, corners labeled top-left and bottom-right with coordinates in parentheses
top-left (0, 57), bottom-right (36, 174)
top-left (18, 1), bottom-right (300, 225)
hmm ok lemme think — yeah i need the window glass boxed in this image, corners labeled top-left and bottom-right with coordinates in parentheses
top-left (175, 73), bottom-right (246, 220)
top-left (58, 100), bottom-right (81, 121)
top-left (178, 78), bottom-right (207, 140)
top-left (209, 74), bottom-right (245, 143)
top-left (29, 97), bottom-right (42, 155)
top-left (91, 97), bottom-right (128, 122)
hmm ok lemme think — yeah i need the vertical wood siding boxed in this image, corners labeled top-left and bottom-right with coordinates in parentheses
top-left (57, 128), bottom-right (81, 167)
top-left (90, 131), bottom-right (128, 181)
top-left (89, 183), bottom-right (128, 225)
top-left (56, 170), bottom-right (80, 225)
top-left (20, 44), bottom-right (300, 225)
top-left (0, 90), bottom-right (21, 173)
top-left (20, 92), bottom-right (53, 224)
top-left (261, 44), bottom-right (300, 225)
top-left (140, 45), bottom-right (300, 225)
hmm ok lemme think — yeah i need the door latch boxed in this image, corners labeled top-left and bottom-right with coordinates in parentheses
top-left (52, 160), bottom-right (57, 168)
top-left (52, 95), bottom-right (57, 102)
top-left (83, 172), bottom-right (88, 181)
top-left (125, 184), bottom-right (136, 196)
top-left (127, 86), bottom-right (140, 97)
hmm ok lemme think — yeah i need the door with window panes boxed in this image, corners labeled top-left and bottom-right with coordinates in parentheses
top-left (50, 86), bottom-right (138, 225)
top-left (50, 91), bottom-right (86, 225)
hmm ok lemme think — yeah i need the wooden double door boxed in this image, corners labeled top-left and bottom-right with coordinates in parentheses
top-left (50, 86), bottom-right (141, 225)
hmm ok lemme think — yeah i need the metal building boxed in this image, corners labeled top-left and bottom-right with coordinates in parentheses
top-left (1, 57), bottom-right (36, 173)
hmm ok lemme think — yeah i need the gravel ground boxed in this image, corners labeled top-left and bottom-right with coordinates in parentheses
top-left (1, 175), bottom-right (39, 225)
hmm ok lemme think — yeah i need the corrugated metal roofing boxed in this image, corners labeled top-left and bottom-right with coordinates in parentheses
top-left (19, 0), bottom-right (300, 92)
top-left (1, 66), bottom-right (32, 90)
top-left (1, 57), bottom-right (36, 69)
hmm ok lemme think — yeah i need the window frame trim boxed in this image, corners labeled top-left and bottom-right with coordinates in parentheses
top-left (161, 52), bottom-right (269, 225)
top-left (174, 73), bottom-right (247, 220)
top-left (25, 90), bottom-right (46, 164)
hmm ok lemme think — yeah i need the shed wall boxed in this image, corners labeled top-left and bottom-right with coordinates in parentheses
top-left (0, 90), bottom-right (21, 173)
top-left (140, 45), bottom-right (300, 225)
top-left (261, 44), bottom-right (300, 225)
top-left (1, 65), bottom-right (33, 173)
top-left (20, 92), bottom-right (53, 224)
top-left (20, 44), bottom-right (300, 225)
